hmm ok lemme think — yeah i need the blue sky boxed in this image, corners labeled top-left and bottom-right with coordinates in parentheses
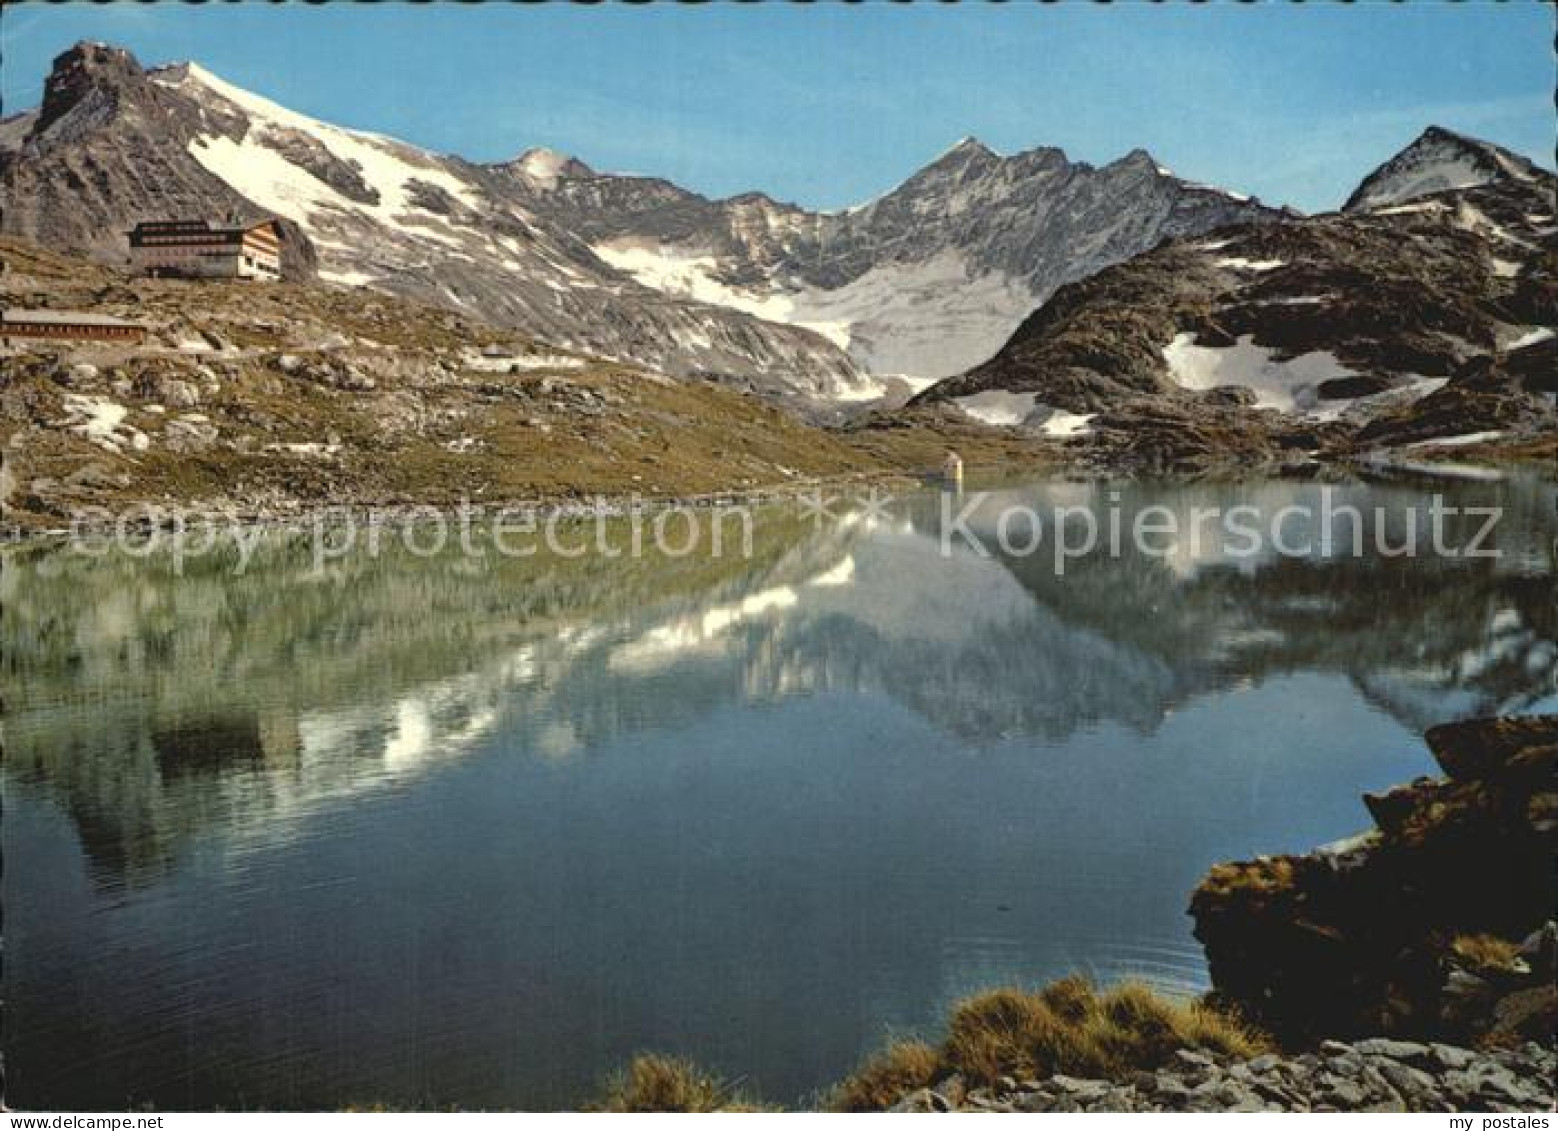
top-left (2, 2), bottom-right (1552, 213)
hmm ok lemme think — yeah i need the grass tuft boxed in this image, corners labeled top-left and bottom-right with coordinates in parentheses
top-left (827, 977), bottom-right (1271, 1109)
top-left (588, 1054), bottom-right (767, 1113)
top-left (828, 1040), bottom-right (942, 1112)
top-left (1196, 857), bottom-right (1301, 902)
top-left (1039, 974), bottom-right (1099, 1024)
top-left (1450, 933), bottom-right (1522, 975)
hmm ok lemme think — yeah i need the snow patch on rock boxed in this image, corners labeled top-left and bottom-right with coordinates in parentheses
top-left (61, 394), bottom-right (148, 453)
top-left (1035, 408), bottom-right (1097, 438)
top-left (321, 267), bottom-right (378, 287)
top-left (461, 348), bottom-right (587, 373)
top-left (1406, 430), bottom-right (1507, 449)
top-left (597, 241), bottom-right (1036, 380)
top-left (954, 389), bottom-right (1040, 426)
top-left (1216, 257), bottom-right (1285, 273)
top-left (592, 241), bottom-right (802, 330)
top-left (952, 392), bottom-right (1095, 436)
top-left (1350, 140), bottom-right (1493, 211)
top-left (1507, 327), bottom-right (1554, 351)
top-left (1162, 333), bottom-right (1358, 412)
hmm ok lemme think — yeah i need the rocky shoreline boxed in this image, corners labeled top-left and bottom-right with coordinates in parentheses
top-left (887, 1039), bottom-right (1555, 1113)
top-left (0, 469), bottom-right (917, 543)
top-left (1191, 716), bottom-right (1556, 1049)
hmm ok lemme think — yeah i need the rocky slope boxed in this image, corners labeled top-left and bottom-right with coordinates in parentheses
top-left (914, 128), bottom-right (1557, 471)
top-left (0, 42), bottom-right (1288, 403)
top-left (516, 137), bottom-right (1285, 381)
top-left (0, 43), bottom-right (872, 402)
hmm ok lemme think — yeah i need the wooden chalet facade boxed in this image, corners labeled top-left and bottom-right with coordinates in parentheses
top-left (129, 218), bottom-right (282, 280)
top-left (2, 309), bottom-right (148, 346)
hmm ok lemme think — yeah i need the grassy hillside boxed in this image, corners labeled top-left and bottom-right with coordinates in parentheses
top-left (1, 237), bottom-right (1057, 530)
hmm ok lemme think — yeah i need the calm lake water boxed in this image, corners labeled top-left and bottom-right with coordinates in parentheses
top-left (6, 476), bottom-right (1556, 1110)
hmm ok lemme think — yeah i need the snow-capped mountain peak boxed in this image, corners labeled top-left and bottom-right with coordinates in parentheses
top-left (3, 39), bottom-right (1288, 393)
top-left (508, 146), bottom-right (594, 190)
top-left (920, 135), bottom-right (1556, 460)
top-left (162, 59), bottom-right (490, 236)
top-left (932, 135), bottom-right (998, 163)
top-left (520, 136), bottom-right (1286, 380)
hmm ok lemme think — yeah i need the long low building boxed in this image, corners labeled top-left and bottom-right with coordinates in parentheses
top-left (129, 218), bottom-right (282, 280)
top-left (2, 309), bottom-right (148, 345)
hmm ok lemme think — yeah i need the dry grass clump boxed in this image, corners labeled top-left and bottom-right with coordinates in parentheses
top-left (944, 987), bottom-right (1100, 1083)
top-left (829, 977), bottom-right (1270, 1110)
top-left (1450, 933), bottom-right (1523, 975)
top-left (1039, 973), bottom-right (1099, 1024)
top-left (1195, 856), bottom-right (1301, 902)
top-left (589, 1054), bottom-right (768, 1113)
top-left (1089, 982), bottom-right (1267, 1073)
top-left (827, 1040), bottom-right (942, 1112)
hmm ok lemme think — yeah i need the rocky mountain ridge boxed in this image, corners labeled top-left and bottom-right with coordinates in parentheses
top-left (4, 43), bottom-right (1553, 477)
top-left (913, 127), bottom-right (1557, 469)
top-left (515, 135), bottom-right (1287, 380)
top-left (0, 42), bottom-right (871, 403)
top-left (1, 40), bottom-right (1284, 399)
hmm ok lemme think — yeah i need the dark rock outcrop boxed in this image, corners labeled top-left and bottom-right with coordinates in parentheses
top-left (1359, 345), bottom-right (1558, 448)
top-left (1189, 715), bottom-right (1557, 1045)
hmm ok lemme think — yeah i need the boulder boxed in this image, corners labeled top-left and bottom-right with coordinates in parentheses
top-left (163, 417), bottom-right (219, 452)
top-left (159, 378), bottom-right (200, 409)
top-left (1191, 715), bottom-right (1557, 1044)
top-left (1317, 374), bottom-right (1392, 400)
top-left (1362, 778), bottom-right (1434, 836)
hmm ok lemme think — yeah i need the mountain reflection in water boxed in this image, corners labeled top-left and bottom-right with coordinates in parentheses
top-left (4, 476), bottom-right (1555, 1109)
